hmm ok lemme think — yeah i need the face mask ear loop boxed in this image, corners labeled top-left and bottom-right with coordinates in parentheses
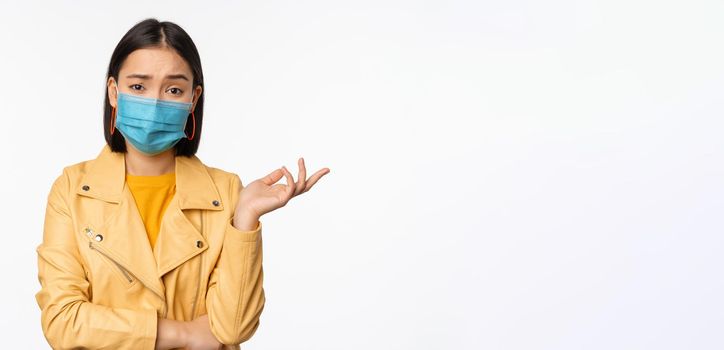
top-left (110, 83), bottom-right (119, 135)
top-left (186, 91), bottom-right (196, 140)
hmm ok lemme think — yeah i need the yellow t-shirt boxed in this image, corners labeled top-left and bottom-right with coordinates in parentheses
top-left (125, 172), bottom-right (176, 250)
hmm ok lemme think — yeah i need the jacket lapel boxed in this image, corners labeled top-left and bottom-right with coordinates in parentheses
top-left (76, 145), bottom-right (226, 300)
top-left (153, 154), bottom-right (225, 277)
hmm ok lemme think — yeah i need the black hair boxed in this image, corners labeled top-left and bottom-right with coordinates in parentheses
top-left (103, 18), bottom-right (204, 157)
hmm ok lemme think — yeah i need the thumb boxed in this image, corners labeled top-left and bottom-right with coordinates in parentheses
top-left (260, 167), bottom-right (284, 186)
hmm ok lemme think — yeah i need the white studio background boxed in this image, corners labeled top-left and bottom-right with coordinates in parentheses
top-left (1, 0), bottom-right (722, 349)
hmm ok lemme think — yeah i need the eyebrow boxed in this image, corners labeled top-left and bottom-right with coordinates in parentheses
top-left (125, 73), bottom-right (190, 81)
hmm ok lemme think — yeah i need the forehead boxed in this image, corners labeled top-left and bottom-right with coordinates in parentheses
top-left (119, 47), bottom-right (192, 77)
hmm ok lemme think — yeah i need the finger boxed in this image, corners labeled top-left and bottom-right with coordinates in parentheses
top-left (303, 168), bottom-right (330, 193)
top-left (260, 167), bottom-right (284, 186)
top-left (281, 166), bottom-right (296, 200)
top-left (295, 158), bottom-right (307, 196)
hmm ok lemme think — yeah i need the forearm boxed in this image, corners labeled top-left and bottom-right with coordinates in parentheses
top-left (37, 297), bottom-right (158, 350)
top-left (205, 218), bottom-right (265, 344)
top-left (37, 245), bottom-right (159, 349)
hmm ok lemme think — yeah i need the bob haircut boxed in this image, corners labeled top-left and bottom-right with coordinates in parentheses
top-left (103, 18), bottom-right (204, 157)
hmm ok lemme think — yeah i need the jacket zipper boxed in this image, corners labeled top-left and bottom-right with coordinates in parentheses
top-left (190, 212), bottom-right (204, 319)
top-left (88, 241), bottom-right (133, 283)
top-left (88, 240), bottom-right (168, 318)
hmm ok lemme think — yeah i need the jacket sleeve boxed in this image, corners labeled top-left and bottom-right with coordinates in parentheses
top-left (34, 169), bottom-right (158, 350)
top-left (205, 174), bottom-right (265, 345)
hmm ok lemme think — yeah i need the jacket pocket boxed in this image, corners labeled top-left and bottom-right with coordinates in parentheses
top-left (88, 241), bottom-right (138, 288)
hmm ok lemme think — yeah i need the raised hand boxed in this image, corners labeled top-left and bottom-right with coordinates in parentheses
top-left (233, 157), bottom-right (330, 230)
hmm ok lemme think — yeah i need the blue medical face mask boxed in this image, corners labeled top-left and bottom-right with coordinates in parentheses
top-left (114, 84), bottom-right (195, 156)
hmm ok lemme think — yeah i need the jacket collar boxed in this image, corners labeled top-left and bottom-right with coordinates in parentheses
top-left (76, 144), bottom-right (224, 211)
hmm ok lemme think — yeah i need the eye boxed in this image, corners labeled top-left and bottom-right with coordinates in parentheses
top-left (129, 84), bottom-right (144, 91)
top-left (167, 87), bottom-right (183, 95)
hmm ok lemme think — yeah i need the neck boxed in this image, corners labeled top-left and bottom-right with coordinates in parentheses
top-left (124, 144), bottom-right (175, 176)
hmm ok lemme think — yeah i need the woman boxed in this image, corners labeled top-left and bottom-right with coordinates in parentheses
top-left (34, 18), bottom-right (329, 350)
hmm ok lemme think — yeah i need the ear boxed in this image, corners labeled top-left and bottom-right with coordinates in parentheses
top-left (107, 77), bottom-right (118, 108)
top-left (191, 85), bottom-right (203, 111)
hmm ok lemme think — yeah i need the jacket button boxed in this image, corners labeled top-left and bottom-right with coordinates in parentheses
top-left (85, 228), bottom-right (93, 237)
top-left (212, 200), bottom-right (220, 206)
top-left (82, 185), bottom-right (90, 191)
top-left (94, 234), bottom-right (103, 242)
top-left (196, 240), bottom-right (203, 248)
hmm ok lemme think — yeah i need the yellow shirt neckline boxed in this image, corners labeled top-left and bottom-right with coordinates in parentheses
top-left (125, 172), bottom-right (176, 186)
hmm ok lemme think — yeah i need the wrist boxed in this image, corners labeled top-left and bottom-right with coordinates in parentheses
top-left (156, 318), bottom-right (188, 350)
top-left (177, 320), bottom-right (190, 347)
top-left (233, 211), bottom-right (260, 231)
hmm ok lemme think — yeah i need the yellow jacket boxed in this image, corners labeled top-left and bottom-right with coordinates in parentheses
top-left (35, 144), bottom-right (265, 349)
